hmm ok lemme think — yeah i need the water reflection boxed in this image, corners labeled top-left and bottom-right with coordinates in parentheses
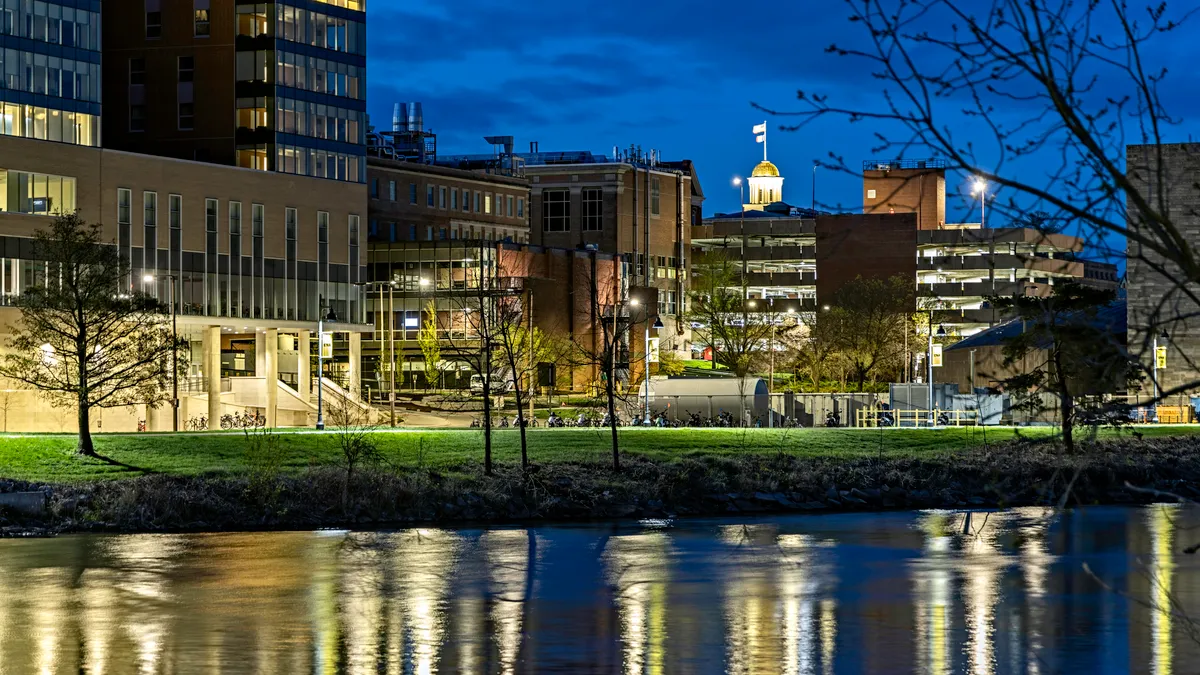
top-left (0, 507), bottom-right (1195, 673)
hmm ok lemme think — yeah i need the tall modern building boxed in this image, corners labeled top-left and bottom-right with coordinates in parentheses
top-left (101, 0), bottom-right (366, 182)
top-left (0, 0), bottom-right (102, 147)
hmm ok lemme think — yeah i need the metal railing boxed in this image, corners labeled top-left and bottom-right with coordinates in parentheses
top-left (856, 407), bottom-right (979, 427)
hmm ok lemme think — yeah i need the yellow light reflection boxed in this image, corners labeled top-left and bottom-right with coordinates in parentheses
top-left (392, 529), bottom-right (458, 675)
top-left (108, 535), bottom-right (185, 675)
top-left (604, 531), bottom-right (671, 674)
top-left (484, 529), bottom-right (535, 675)
top-left (720, 524), bottom-right (782, 674)
top-left (1149, 506), bottom-right (1176, 675)
top-left (1016, 507), bottom-right (1054, 675)
top-left (778, 534), bottom-right (824, 675)
top-left (914, 513), bottom-right (954, 675)
top-left (340, 535), bottom-right (385, 675)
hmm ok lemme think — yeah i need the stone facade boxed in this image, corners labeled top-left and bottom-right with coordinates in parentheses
top-left (1126, 142), bottom-right (1200, 394)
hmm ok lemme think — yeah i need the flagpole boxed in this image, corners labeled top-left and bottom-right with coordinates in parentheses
top-left (762, 121), bottom-right (767, 161)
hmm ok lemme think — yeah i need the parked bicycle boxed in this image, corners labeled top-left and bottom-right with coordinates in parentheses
top-left (187, 416), bottom-right (208, 431)
top-left (220, 409), bottom-right (265, 430)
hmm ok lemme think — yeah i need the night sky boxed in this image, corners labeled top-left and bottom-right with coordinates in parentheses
top-left (366, 1), bottom-right (1199, 249)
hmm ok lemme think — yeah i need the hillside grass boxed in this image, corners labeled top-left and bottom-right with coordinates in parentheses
top-left (0, 425), bottom-right (1196, 483)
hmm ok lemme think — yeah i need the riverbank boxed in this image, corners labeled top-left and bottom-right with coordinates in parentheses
top-left (2, 431), bottom-right (1199, 535)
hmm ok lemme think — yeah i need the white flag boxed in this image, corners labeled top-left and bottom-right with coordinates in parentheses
top-left (756, 134), bottom-right (766, 143)
top-left (752, 123), bottom-right (767, 134)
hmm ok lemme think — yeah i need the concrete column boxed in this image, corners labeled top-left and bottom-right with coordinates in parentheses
top-left (298, 330), bottom-right (311, 402)
top-left (348, 332), bottom-right (362, 399)
top-left (265, 328), bottom-right (279, 427)
top-left (255, 331), bottom-right (266, 376)
top-left (205, 326), bottom-right (221, 430)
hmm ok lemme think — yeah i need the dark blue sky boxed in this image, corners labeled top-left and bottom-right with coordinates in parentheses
top-left (365, 0), bottom-right (1198, 236)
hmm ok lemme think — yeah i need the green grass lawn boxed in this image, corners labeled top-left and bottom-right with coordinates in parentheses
top-left (0, 425), bottom-right (1196, 483)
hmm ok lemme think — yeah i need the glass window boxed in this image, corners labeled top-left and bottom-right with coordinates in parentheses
top-left (178, 56), bottom-right (194, 82)
top-left (462, 189), bottom-right (470, 213)
top-left (439, 186), bottom-right (447, 209)
top-left (542, 190), bottom-right (569, 232)
top-left (169, 194), bottom-right (182, 229)
top-left (517, 197), bottom-right (525, 218)
top-left (582, 188), bottom-right (602, 231)
top-left (318, 211), bottom-right (329, 242)
top-left (144, 191), bottom-right (157, 226)
top-left (388, 180), bottom-right (396, 201)
top-left (118, 188), bottom-right (132, 225)
top-left (286, 208), bottom-right (297, 240)
top-left (409, 183), bottom-right (417, 204)
top-left (205, 199), bottom-right (218, 232)
top-left (651, 176), bottom-right (661, 216)
top-left (507, 195), bottom-right (514, 218)
top-left (229, 201), bottom-right (242, 234)
top-left (252, 203), bottom-right (264, 236)
top-left (146, 0), bottom-right (162, 39)
top-left (484, 194), bottom-right (492, 215)
top-left (426, 185), bottom-right (434, 207)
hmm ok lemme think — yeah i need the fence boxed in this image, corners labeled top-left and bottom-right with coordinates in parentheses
top-left (636, 392), bottom-right (887, 427)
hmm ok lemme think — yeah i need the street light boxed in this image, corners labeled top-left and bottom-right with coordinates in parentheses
top-left (971, 177), bottom-right (988, 228)
top-left (733, 176), bottom-right (748, 317)
top-left (316, 298), bottom-right (338, 431)
top-left (928, 319), bottom-right (947, 426)
top-left (643, 313), bottom-right (664, 424)
top-left (144, 273), bottom-right (179, 432)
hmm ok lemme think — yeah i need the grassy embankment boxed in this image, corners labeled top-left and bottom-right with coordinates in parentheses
top-left (1, 425), bottom-right (1198, 483)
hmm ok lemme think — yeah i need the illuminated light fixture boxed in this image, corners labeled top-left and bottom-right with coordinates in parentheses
top-left (630, 298), bottom-right (640, 306)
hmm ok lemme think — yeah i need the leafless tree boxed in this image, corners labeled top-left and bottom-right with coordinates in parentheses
top-left (758, 0), bottom-right (1200, 399)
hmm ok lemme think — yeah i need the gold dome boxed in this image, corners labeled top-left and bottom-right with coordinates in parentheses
top-left (751, 160), bottom-right (780, 178)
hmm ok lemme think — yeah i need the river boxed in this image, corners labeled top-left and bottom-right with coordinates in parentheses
top-left (0, 506), bottom-right (1194, 674)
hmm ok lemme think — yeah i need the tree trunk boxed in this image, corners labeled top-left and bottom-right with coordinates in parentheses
top-left (514, 384), bottom-right (528, 470)
top-left (1053, 346), bottom-right (1075, 453)
top-left (482, 374), bottom-right (493, 476)
top-left (607, 357), bottom-right (620, 472)
top-left (77, 395), bottom-right (94, 456)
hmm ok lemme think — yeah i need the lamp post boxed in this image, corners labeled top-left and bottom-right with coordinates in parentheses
top-left (316, 297), bottom-right (337, 431)
top-left (733, 176), bottom-right (748, 308)
top-left (144, 273), bottom-right (178, 432)
top-left (927, 310), bottom-right (946, 426)
top-left (971, 178), bottom-right (988, 229)
top-left (643, 312), bottom-right (664, 425)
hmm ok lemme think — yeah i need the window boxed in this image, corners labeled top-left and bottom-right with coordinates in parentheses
top-left (462, 189), bottom-right (470, 213)
top-left (169, 194), bottom-right (182, 277)
top-left (169, 195), bottom-right (182, 229)
top-left (205, 199), bottom-right (218, 232)
top-left (517, 198), bottom-right (525, 218)
top-left (143, 192), bottom-right (157, 227)
top-left (194, 1), bottom-right (211, 37)
top-left (542, 190), bottom-right (569, 232)
top-left (867, 189), bottom-right (876, 199)
top-left (229, 202), bottom-right (242, 235)
top-left (484, 193), bottom-right (492, 215)
top-left (318, 212), bottom-right (329, 242)
top-left (370, 178), bottom-right (378, 198)
top-left (118, 188), bottom-right (132, 225)
top-left (286, 208), bottom-right (297, 240)
top-left (179, 103), bottom-right (194, 130)
top-left (426, 185), bottom-right (434, 207)
top-left (130, 59), bottom-right (146, 86)
top-left (451, 188), bottom-right (458, 210)
top-left (474, 191), bottom-right (481, 212)
top-left (146, 0), bottom-right (162, 39)
top-left (439, 186), bottom-right (447, 209)
top-left (388, 180), bottom-right (396, 201)
top-left (650, 176), bottom-right (661, 216)
top-left (252, 203), bottom-right (264, 237)
top-left (507, 195), bottom-right (514, 218)
top-left (582, 188), bottom-right (603, 231)
top-left (178, 57), bottom-right (195, 83)
top-left (409, 183), bottom-right (417, 204)
top-left (348, 215), bottom-right (360, 283)
top-left (130, 106), bottom-right (147, 133)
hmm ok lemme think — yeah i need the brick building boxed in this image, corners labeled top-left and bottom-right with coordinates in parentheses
top-left (522, 151), bottom-right (702, 360)
top-left (366, 159), bottom-right (530, 244)
top-left (863, 159), bottom-right (946, 231)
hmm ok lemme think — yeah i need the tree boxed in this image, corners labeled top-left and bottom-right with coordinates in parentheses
top-left (569, 256), bottom-right (635, 471)
top-left (786, 308), bottom-right (844, 391)
top-left (0, 213), bottom-right (184, 456)
top-left (418, 299), bottom-right (442, 390)
top-left (325, 389), bottom-right (382, 514)
top-left (687, 251), bottom-right (773, 379)
top-left (492, 290), bottom-right (569, 470)
top-left (826, 275), bottom-right (914, 391)
top-left (761, 0), bottom-right (1199, 396)
top-left (657, 348), bottom-right (686, 377)
top-left (991, 282), bottom-right (1134, 452)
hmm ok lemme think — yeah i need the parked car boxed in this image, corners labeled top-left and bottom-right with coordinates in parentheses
top-left (469, 373), bottom-right (515, 396)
